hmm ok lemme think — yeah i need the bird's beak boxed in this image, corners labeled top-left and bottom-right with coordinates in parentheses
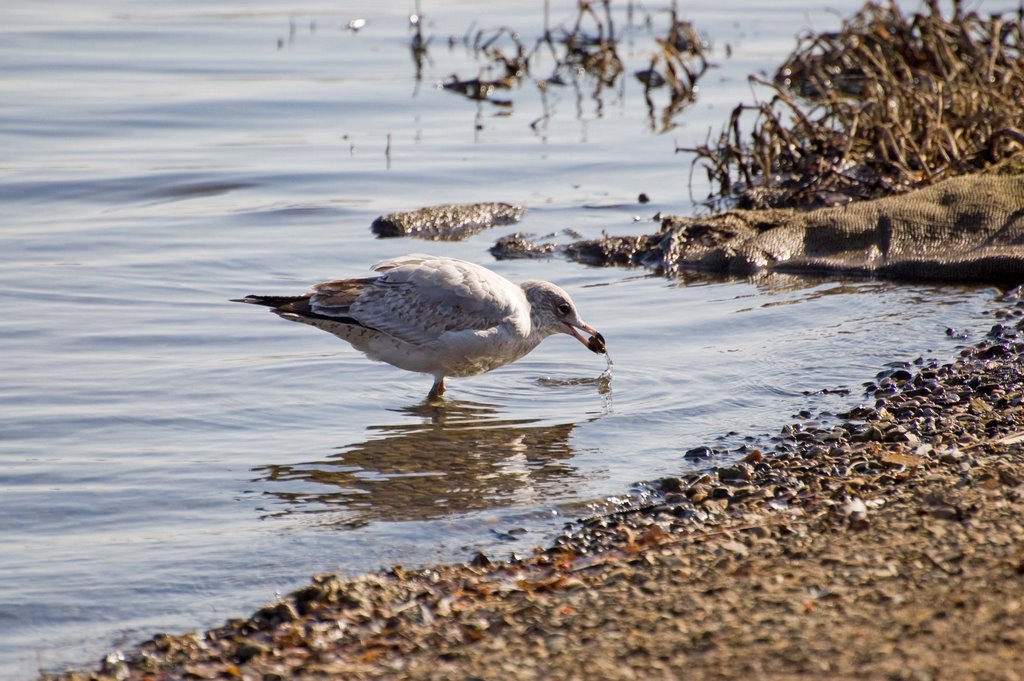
top-left (563, 321), bottom-right (606, 354)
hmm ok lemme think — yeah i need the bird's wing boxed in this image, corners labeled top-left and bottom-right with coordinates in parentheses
top-left (308, 255), bottom-right (525, 346)
top-left (302, 278), bottom-right (371, 317)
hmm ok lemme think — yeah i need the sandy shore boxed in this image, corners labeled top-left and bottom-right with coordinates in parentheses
top-left (48, 297), bottom-right (1024, 681)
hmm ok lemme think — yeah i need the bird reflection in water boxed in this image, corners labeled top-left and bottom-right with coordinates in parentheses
top-left (253, 400), bottom-right (583, 528)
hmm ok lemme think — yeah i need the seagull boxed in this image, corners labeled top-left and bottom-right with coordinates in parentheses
top-left (234, 254), bottom-right (606, 400)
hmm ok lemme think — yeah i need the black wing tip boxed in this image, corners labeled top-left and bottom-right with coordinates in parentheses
top-left (232, 295), bottom-right (366, 328)
top-left (231, 295), bottom-right (305, 308)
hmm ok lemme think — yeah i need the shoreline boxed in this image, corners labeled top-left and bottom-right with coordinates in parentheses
top-left (48, 294), bottom-right (1024, 681)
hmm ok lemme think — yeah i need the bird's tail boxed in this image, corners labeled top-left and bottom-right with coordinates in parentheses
top-left (231, 295), bottom-right (306, 309)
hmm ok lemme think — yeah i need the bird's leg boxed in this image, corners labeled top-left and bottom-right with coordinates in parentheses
top-left (428, 376), bottom-right (446, 400)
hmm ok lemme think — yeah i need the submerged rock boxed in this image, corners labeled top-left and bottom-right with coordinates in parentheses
top-left (371, 202), bottom-right (526, 241)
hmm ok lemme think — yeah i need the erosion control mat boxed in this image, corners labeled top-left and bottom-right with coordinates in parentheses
top-left (564, 2), bottom-right (1024, 283)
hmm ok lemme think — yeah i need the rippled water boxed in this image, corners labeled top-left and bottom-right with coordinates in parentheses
top-left (0, 1), bottom-right (1011, 676)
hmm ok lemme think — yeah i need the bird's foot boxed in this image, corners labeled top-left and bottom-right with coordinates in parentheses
top-left (427, 377), bottom-right (446, 401)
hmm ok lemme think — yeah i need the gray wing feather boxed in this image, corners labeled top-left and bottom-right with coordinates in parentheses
top-left (309, 255), bottom-right (524, 347)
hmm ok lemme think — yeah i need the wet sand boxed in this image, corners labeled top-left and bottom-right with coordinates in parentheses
top-left (47, 298), bottom-right (1024, 681)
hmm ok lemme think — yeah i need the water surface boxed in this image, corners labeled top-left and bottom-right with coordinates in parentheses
top-left (0, 1), bottom-right (1010, 676)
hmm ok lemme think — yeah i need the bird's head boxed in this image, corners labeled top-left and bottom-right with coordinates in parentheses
top-left (521, 281), bottom-right (605, 354)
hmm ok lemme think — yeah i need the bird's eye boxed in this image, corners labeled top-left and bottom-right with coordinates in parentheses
top-left (557, 302), bottom-right (572, 316)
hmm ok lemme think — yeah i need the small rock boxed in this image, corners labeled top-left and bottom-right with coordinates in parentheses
top-left (718, 540), bottom-right (749, 557)
top-left (717, 465), bottom-right (751, 481)
top-left (470, 551), bottom-right (493, 568)
top-left (685, 446), bottom-right (715, 459)
top-left (234, 641), bottom-right (271, 664)
top-left (701, 498), bottom-right (729, 513)
top-left (252, 601), bottom-right (299, 627)
top-left (100, 651), bottom-right (129, 681)
top-left (659, 477), bottom-right (683, 493)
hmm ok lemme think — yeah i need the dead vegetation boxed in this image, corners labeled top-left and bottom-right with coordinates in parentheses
top-left (685, 1), bottom-right (1024, 209)
top-left (440, 1), bottom-right (625, 105)
top-left (635, 7), bottom-right (709, 132)
top-left (431, 1), bottom-right (709, 132)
